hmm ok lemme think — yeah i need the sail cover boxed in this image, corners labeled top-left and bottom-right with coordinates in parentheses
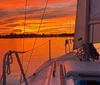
top-left (90, 0), bottom-right (100, 23)
top-left (73, 0), bottom-right (89, 49)
top-left (74, 0), bottom-right (100, 49)
top-left (89, 0), bottom-right (100, 43)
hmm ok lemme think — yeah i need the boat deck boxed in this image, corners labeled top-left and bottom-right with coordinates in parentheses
top-left (21, 52), bottom-right (100, 85)
top-left (21, 52), bottom-right (76, 85)
top-left (21, 62), bottom-right (66, 85)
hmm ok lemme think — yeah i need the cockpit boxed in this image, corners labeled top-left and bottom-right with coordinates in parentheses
top-left (74, 80), bottom-right (100, 85)
top-left (64, 61), bottom-right (100, 85)
top-left (66, 78), bottom-right (100, 85)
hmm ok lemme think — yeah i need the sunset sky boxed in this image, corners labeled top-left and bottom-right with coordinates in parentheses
top-left (0, 0), bottom-right (76, 35)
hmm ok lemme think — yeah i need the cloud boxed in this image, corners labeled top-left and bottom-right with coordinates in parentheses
top-left (11, 29), bottom-right (22, 33)
top-left (0, 7), bottom-right (45, 18)
top-left (0, 0), bottom-right (9, 1)
top-left (26, 21), bottom-right (53, 25)
top-left (0, 2), bottom-right (76, 19)
top-left (0, 9), bottom-right (8, 18)
top-left (17, 3), bottom-right (76, 20)
top-left (39, 25), bottom-right (70, 32)
top-left (0, 1), bottom-right (76, 34)
top-left (0, 27), bottom-right (12, 30)
top-left (48, 2), bottom-right (76, 9)
top-left (6, 24), bottom-right (20, 27)
top-left (0, 18), bottom-right (18, 25)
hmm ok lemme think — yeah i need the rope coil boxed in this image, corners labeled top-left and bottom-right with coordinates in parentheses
top-left (1, 50), bottom-right (28, 85)
top-left (6, 54), bottom-right (13, 75)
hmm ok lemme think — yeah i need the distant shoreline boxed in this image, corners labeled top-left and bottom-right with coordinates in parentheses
top-left (0, 33), bottom-right (74, 38)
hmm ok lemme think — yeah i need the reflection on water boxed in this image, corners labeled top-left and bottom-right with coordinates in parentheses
top-left (0, 37), bottom-right (73, 84)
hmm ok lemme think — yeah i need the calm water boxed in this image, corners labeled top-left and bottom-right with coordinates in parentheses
top-left (0, 37), bottom-right (73, 84)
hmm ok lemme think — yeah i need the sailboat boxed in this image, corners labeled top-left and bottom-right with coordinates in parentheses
top-left (1, 0), bottom-right (100, 85)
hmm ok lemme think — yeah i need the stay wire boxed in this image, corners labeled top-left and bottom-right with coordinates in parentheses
top-left (33, 40), bottom-right (48, 50)
top-left (22, 0), bottom-right (28, 65)
top-left (14, 40), bottom-right (48, 55)
top-left (20, 0), bottom-right (28, 83)
top-left (25, 0), bottom-right (49, 75)
top-left (24, 40), bottom-right (48, 53)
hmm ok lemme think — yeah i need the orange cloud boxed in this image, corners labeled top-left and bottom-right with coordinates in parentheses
top-left (0, 0), bottom-right (76, 34)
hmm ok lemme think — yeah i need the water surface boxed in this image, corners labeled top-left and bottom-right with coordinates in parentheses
top-left (0, 37), bottom-right (73, 84)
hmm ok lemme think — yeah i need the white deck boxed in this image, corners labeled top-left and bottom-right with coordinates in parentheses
top-left (21, 62), bottom-right (64, 85)
top-left (64, 61), bottom-right (100, 77)
top-left (49, 62), bottom-right (61, 85)
top-left (21, 52), bottom-right (100, 85)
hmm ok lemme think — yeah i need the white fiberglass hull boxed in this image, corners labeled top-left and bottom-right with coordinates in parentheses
top-left (21, 52), bottom-right (100, 85)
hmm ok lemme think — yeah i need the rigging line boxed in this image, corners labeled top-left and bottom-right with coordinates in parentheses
top-left (24, 0), bottom-right (27, 33)
top-left (20, 0), bottom-right (28, 83)
top-left (23, 40), bottom-right (48, 53)
top-left (33, 40), bottom-right (48, 49)
top-left (13, 40), bottom-right (48, 55)
top-left (22, 0), bottom-right (28, 64)
top-left (25, 0), bottom-right (49, 75)
top-left (22, 0), bottom-right (28, 63)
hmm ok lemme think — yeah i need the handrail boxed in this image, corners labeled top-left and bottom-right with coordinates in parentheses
top-left (2, 50), bottom-right (28, 85)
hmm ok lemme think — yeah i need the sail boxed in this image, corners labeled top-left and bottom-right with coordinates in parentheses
top-left (89, 0), bottom-right (100, 43)
top-left (73, 0), bottom-right (89, 49)
top-left (90, 0), bottom-right (100, 24)
top-left (74, 0), bottom-right (100, 49)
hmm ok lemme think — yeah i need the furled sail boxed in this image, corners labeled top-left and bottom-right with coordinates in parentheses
top-left (89, 0), bottom-right (100, 43)
top-left (90, 0), bottom-right (100, 24)
top-left (73, 0), bottom-right (100, 49)
top-left (73, 0), bottom-right (89, 49)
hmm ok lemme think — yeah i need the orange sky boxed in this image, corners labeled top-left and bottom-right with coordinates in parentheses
top-left (0, 0), bottom-right (77, 35)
